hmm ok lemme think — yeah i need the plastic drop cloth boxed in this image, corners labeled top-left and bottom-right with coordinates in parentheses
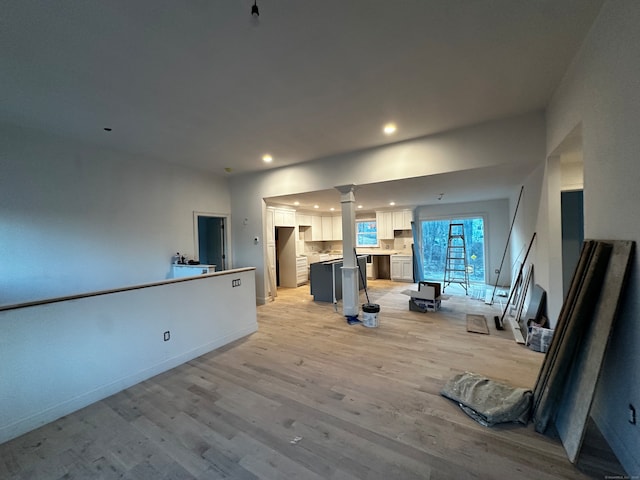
top-left (440, 372), bottom-right (532, 427)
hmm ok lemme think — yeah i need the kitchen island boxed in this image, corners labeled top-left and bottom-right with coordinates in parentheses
top-left (309, 255), bottom-right (367, 303)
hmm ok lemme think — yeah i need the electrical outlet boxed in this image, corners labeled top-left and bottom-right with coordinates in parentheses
top-left (232, 278), bottom-right (241, 287)
top-left (630, 404), bottom-right (636, 425)
top-left (164, 331), bottom-right (170, 342)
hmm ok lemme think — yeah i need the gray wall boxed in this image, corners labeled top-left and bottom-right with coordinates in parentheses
top-left (0, 122), bottom-right (231, 305)
top-left (544, 1), bottom-right (640, 473)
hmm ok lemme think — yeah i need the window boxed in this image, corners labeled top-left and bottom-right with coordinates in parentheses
top-left (419, 217), bottom-right (486, 283)
top-left (356, 220), bottom-right (378, 247)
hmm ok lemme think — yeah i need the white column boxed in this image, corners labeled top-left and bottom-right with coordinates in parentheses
top-left (335, 184), bottom-right (359, 318)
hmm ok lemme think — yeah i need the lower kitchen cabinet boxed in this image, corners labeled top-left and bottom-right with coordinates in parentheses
top-left (390, 255), bottom-right (413, 282)
top-left (296, 257), bottom-right (308, 285)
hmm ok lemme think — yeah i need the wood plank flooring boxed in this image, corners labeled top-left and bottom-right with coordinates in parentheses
top-left (0, 280), bottom-right (624, 479)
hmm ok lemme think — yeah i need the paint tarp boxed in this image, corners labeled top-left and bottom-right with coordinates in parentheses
top-left (441, 372), bottom-right (532, 427)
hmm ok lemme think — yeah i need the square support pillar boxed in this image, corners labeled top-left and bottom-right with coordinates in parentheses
top-left (336, 184), bottom-right (359, 318)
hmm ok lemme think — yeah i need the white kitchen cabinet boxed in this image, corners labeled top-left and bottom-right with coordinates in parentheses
top-left (266, 242), bottom-right (276, 296)
top-left (332, 215), bottom-right (342, 241)
top-left (296, 257), bottom-right (308, 285)
top-left (376, 211), bottom-right (394, 240)
top-left (310, 215), bottom-right (323, 241)
top-left (366, 256), bottom-right (378, 279)
top-left (273, 208), bottom-right (295, 227)
top-left (390, 255), bottom-right (413, 282)
top-left (393, 209), bottom-right (413, 230)
top-left (172, 264), bottom-right (216, 278)
top-left (321, 216), bottom-right (333, 241)
top-left (296, 213), bottom-right (311, 226)
top-left (265, 207), bottom-right (275, 243)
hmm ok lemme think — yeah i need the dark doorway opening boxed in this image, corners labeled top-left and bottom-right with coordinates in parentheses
top-left (561, 190), bottom-right (584, 299)
top-left (196, 215), bottom-right (227, 271)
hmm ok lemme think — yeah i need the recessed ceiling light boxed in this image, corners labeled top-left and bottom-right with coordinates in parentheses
top-left (383, 123), bottom-right (396, 135)
top-left (389, 201), bottom-right (395, 206)
top-left (313, 205), bottom-right (319, 209)
top-left (293, 201), bottom-right (300, 206)
top-left (357, 205), bottom-right (363, 209)
top-left (330, 207), bottom-right (335, 211)
top-left (262, 154), bottom-right (273, 163)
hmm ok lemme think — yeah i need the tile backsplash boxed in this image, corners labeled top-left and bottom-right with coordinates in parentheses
top-left (307, 230), bottom-right (413, 253)
top-left (393, 230), bottom-right (414, 251)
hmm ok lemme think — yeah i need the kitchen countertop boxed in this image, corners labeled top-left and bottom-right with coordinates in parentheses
top-left (303, 250), bottom-right (412, 262)
top-left (356, 249), bottom-right (410, 256)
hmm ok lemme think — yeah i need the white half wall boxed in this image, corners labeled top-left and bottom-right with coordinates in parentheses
top-left (0, 268), bottom-right (257, 444)
top-left (230, 113), bottom-right (546, 303)
top-left (0, 122), bottom-right (231, 306)
top-left (545, 1), bottom-right (640, 474)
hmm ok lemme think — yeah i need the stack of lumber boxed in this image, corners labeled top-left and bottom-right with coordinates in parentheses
top-left (531, 240), bottom-right (634, 464)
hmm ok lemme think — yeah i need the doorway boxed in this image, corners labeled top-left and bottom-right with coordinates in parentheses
top-left (561, 190), bottom-right (584, 298)
top-left (275, 226), bottom-right (296, 287)
top-left (194, 212), bottom-right (229, 271)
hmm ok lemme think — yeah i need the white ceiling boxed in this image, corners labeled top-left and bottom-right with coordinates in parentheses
top-left (3, 1), bottom-right (600, 209)
top-left (267, 163), bottom-right (531, 213)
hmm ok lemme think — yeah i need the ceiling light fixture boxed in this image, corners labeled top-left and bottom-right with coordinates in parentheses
top-left (357, 205), bottom-right (363, 209)
top-left (313, 205), bottom-right (319, 209)
top-left (389, 201), bottom-right (395, 206)
top-left (251, 0), bottom-right (259, 16)
top-left (383, 123), bottom-right (396, 135)
top-left (330, 207), bottom-right (335, 211)
top-left (262, 154), bottom-right (273, 163)
top-left (293, 201), bottom-right (300, 206)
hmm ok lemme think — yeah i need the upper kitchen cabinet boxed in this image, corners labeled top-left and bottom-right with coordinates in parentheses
top-left (321, 216), bottom-right (333, 241)
top-left (273, 207), bottom-right (296, 227)
top-left (296, 213), bottom-right (312, 226)
top-left (376, 211), bottom-right (394, 240)
top-left (301, 214), bottom-right (342, 242)
top-left (332, 215), bottom-right (342, 241)
top-left (393, 209), bottom-right (413, 231)
top-left (310, 215), bottom-right (323, 241)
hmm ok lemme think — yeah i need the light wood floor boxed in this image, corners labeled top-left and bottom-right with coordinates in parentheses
top-left (0, 280), bottom-right (624, 479)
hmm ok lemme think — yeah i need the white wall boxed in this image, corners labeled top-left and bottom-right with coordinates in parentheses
top-left (545, 1), bottom-right (640, 473)
top-left (230, 113), bottom-right (546, 303)
top-left (0, 123), bottom-right (231, 305)
top-left (416, 199), bottom-right (510, 287)
top-left (0, 268), bottom-right (257, 444)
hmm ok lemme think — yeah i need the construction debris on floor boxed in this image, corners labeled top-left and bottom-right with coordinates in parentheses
top-left (403, 281), bottom-right (442, 312)
top-left (441, 372), bottom-right (532, 427)
top-left (466, 314), bottom-right (490, 334)
top-left (526, 325), bottom-right (553, 352)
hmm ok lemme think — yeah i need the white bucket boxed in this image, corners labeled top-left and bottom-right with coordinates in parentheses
top-left (362, 303), bottom-right (380, 328)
